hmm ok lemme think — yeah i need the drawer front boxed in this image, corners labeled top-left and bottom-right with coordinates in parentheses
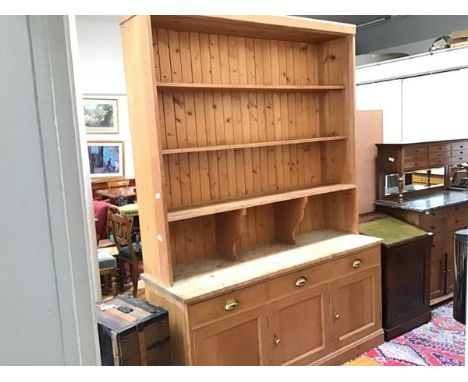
top-left (404, 155), bottom-right (429, 170)
top-left (447, 204), bottom-right (468, 230)
top-left (449, 155), bottom-right (468, 165)
top-left (268, 262), bottom-right (332, 300)
top-left (189, 282), bottom-right (269, 327)
top-left (429, 151), bottom-right (451, 161)
top-left (429, 157), bottom-right (448, 167)
top-left (429, 144), bottom-right (451, 153)
top-left (451, 148), bottom-right (468, 156)
top-left (330, 246), bottom-right (381, 279)
top-left (405, 145), bottom-right (428, 156)
top-left (419, 214), bottom-right (447, 234)
top-left (451, 141), bottom-right (468, 152)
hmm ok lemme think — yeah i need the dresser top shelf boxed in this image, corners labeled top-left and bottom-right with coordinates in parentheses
top-left (162, 136), bottom-right (347, 155)
top-left (168, 183), bottom-right (356, 222)
top-left (156, 82), bottom-right (345, 92)
top-left (142, 229), bottom-right (382, 304)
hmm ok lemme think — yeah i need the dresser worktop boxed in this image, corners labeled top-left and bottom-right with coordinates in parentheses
top-left (375, 190), bottom-right (468, 213)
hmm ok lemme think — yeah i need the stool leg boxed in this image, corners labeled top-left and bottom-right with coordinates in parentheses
top-left (111, 269), bottom-right (118, 297)
top-left (117, 257), bottom-right (125, 293)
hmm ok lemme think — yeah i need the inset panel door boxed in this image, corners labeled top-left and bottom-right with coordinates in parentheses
top-left (445, 238), bottom-right (455, 294)
top-left (191, 306), bottom-right (269, 365)
top-left (429, 236), bottom-right (446, 300)
top-left (269, 283), bottom-right (332, 365)
top-left (331, 266), bottom-right (381, 349)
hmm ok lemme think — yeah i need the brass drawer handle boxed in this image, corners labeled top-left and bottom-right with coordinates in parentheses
top-left (352, 259), bottom-right (362, 269)
top-left (274, 336), bottom-right (281, 345)
top-left (335, 313), bottom-right (341, 320)
top-left (224, 299), bottom-right (239, 311)
top-left (295, 276), bottom-right (308, 287)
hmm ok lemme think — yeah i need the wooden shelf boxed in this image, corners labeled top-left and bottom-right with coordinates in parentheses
top-left (156, 82), bottom-right (344, 92)
top-left (168, 183), bottom-right (356, 222)
top-left (142, 230), bottom-right (382, 304)
top-left (162, 136), bottom-right (347, 155)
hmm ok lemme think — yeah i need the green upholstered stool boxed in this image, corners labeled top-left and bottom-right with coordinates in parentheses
top-left (98, 249), bottom-right (118, 297)
top-left (118, 203), bottom-right (139, 217)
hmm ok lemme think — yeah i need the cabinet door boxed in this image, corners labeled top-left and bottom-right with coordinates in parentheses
top-left (269, 283), bottom-right (332, 366)
top-left (445, 238), bottom-right (455, 294)
top-left (429, 234), bottom-right (446, 300)
top-left (191, 306), bottom-right (269, 365)
top-left (331, 267), bottom-right (381, 349)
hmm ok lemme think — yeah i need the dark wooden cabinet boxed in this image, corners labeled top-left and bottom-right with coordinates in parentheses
top-left (376, 203), bottom-right (468, 305)
top-left (380, 235), bottom-right (432, 340)
top-left (360, 215), bottom-right (432, 340)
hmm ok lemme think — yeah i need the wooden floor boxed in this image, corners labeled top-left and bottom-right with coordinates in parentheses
top-left (101, 279), bottom-right (146, 302)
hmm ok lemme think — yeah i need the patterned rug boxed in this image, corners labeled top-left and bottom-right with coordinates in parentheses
top-left (364, 302), bottom-right (465, 366)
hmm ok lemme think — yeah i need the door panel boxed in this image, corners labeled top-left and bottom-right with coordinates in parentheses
top-left (331, 267), bottom-right (381, 349)
top-left (429, 235), bottom-right (446, 300)
top-left (270, 283), bottom-right (332, 365)
top-left (191, 306), bottom-right (269, 365)
top-left (445, 239), bottom-right (455, 294)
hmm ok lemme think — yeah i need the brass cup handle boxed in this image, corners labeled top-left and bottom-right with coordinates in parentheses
top-left (335, 313), bottom-right (341, 320)
top-left (352, 259), bottom-right (362, 269)
top-left (224, 299), bottom-right (239, 311)
top-left (295, 276), bottom-right (308, 287)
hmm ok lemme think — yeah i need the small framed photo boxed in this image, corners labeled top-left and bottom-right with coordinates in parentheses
top-left (87, 141), bottom-right (124, 179)
top-left (84, 97), bottom-right (119, 134)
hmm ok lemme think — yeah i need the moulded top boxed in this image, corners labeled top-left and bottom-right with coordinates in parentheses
top-left (121, 15), bottom-right (356, 43)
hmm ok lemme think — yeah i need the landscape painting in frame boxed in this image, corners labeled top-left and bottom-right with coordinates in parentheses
top-left (84, 97), bottom-right (119, 133)
top-left (87, 141), bottom-right (124, 179)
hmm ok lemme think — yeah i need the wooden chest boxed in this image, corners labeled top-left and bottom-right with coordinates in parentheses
top-left (96, 295), bottom-right (171, 366)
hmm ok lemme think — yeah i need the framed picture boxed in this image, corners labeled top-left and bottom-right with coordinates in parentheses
top-left (87, 141), bottom-right (124, 179)
top-left (84, 97), bottom-right (119, 134)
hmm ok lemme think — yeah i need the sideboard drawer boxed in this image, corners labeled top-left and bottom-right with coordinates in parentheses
top-left (429, 144), bottom-right (451, 153)
top-left (330, 246), bottom-right (380, 279)
top-left (419, 214), bottom-right (447, 234)
top-left (451, 141), bottom-right (468, 151)
top-left (268, 262), bottom-right (332, 300)
top-left (405, 146), bottom-right (428, 156)
top-left (447, 204), bottom-right (468, 230)
top-left (404, 156), bottom-right (429, 170)
top-left (188, 282), bottom-right (269, 328)
top-left (429, 158), bottom-right (446, 167)
top-left (429, 151), bottom-right (451, 161)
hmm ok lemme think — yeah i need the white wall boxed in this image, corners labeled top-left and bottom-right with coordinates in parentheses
top-left (0, 15), bottom-right (99, 365)
top-left (75, 16), bottom-right (134, 179)
top-left (356, 46), bottom-right (468, 143)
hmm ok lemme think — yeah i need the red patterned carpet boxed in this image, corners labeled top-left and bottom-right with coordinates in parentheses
top-left (365, 302), bottom-right (465, 366)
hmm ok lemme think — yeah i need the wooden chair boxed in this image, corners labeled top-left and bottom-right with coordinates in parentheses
top-left (109, 212), bottom-right (143, 297)
top-left (107, 180), bottom-right (130, 190)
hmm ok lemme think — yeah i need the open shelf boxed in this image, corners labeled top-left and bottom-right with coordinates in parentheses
top-left (168, 183), bottom-right (356, 222)
top-left (161, 136), bottom-right (347, 155)
top-left (156, 82), bottom-right (345, 92)
top-left (145, 229), bottom-right (381, 303)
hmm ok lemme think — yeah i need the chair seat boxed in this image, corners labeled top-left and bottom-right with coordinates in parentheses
top-left (118, 243), bottom-right (143, 262)
top-left (98, 251), bottom-right (117, 270)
